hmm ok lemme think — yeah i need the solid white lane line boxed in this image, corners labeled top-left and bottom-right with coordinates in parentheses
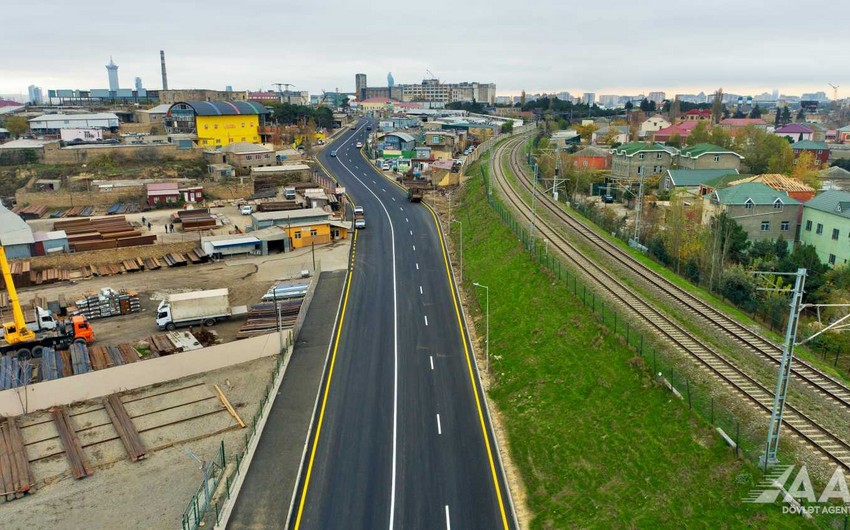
top-left (416, 263), bottom-right (419, 270)
top-left (436, 414), bottom-right (442, 435)
top-left (419, 285), bottom-right (423, 294)
top-left (424, 315), bottom-right (428, 326)
top-left (430, 356), bottom-right (434, 370)
top-left (445, 505), bottom-right (451, 530)
top-left (332, 127), bottom-right (400, 530)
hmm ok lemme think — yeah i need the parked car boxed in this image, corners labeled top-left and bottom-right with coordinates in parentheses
top-left (331, 150), bottom-right (338, 157)
top-left (382, 162), bottom-right (391, 170)
top-left (240, 204), bottom-right (253, 215)
top-left (602, 194), bottom-right (615, 204)
top-left (356, 142), bottom-right (363, 148)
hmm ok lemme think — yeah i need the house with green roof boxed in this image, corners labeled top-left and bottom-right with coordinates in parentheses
top-left (611, 142), bottom-right (676, 183)
top-left (677, 143), bottom-right (744, 171)
top-left (659, 168), bottom-right (740, 195)
top-left (800, 190), bottom-right (850, 267)
top-left (702, 182), bottom-right (801, 242)
top-left (791, 139), bottom-right (830, 165)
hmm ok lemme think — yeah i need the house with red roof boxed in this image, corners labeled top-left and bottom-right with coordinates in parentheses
top-left (682, 109), bottom-right (712, 121)
top-left (653, 121), bottom-right (701, 143)
top-left (775, 123), bottom-right (814, 142)
top-left (719, 118), bottom-right (768, 130)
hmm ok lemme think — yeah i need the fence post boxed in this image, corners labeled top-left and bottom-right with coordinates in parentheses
top-left (735, 422), bottom-right (740, 456)
top-left (686, 379), bottom-right (691, 409)
top-left (711, 398), bottom-right (714, 424)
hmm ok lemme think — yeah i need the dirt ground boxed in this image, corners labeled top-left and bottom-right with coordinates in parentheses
top-left (13, 240), bottom-right (352, 348)
top-left (0, 355), bottom-right (277, 530)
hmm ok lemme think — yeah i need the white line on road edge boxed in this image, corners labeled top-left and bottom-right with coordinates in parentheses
top-left (410, 230), bottom-right (413, 236)
top-left (424, 315), bottom-right (429, 326)
top-left (412, 245), bottom-right (416, 251)
top-left (430, 356), bottom-right (434, 370)
top-left (419, 286), bottom-right (423, 294)
top-left (333, 134), bottom-right (401, 530)
top-left (405, 218), bottom-right (409, 222)
top-left (445, 505), bottom-right (451, 530)
top-left (392, 197), bottom-right (396, 201)
top-left (416, 263), bottom-right (419, 270)
top-left (436, 414), bottom-right (442, 434)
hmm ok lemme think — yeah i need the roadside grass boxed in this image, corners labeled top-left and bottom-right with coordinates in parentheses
top-left (457, 173), bottom-right (809, 529)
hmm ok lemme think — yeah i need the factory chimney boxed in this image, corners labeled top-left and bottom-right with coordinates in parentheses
top-left (160, 50), bottom-right (169, 90)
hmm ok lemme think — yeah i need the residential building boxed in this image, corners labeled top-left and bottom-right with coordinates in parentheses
top-left (677, 143), bottom-right (744, 171)
top-left (652, 121), bottom-right (700, 143)
top-left (791, 140), bottom-right (829, 165)
top-left (570, 146), bottom-right (611, 170)
top-left (647, 91), bottom-right (666, 103)
top-left (719, 118), bottom-right (769, 130)
top-left (29, 113), bottom-right (120, 133)
top-left (209, 142), bottom-right (276, 170)
top-left (135, 103), bottom-right (171, 125)
top-left (145, 182), bottom-right (204, 205)
top-left (28, 85), bottom-right (43, 105)
top-left (639, 115), bottom-right (671, 138)
top-left (703, 182), bottom-right (801, 242)
top-left (357, 97), bottom-right (398, 113)
top-left (837, 125), bottom-right (850, 144)
top-left (582, 93), bottom-right (595, 105)
top-left (381, 132), bottom-right (417, 151)
top-left (386, 78), bottom-right (496, 104)
top-left (423, 131), bottom-right (463, 158)
top-left (775, 123), bottom-right (814, 142)
top-left (682, 109), bottom-right (712, 121)
top-left (799, 190), bottom-right (850, 266)
top-left (591, 126), bottom-right (628, 145)
top-left (728, 174), bottom-right (816, 202)
top-left (549, 130), bottom-right (581, 149)
top-left (251, 207), bottom-right (331, 231)
top-left (164, 101), bottom-right (269, 148)
top-left (659, 169), bottom-right (739, 195)
top-left (611, 143), bottom-right (676, 183)
top-left (598, 95), bottom-right (619, 108)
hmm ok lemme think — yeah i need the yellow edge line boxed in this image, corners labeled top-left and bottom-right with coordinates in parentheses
top-left (293, 229), bottom-right (358, 528)
top-left (425, 202), bottom-right (510, 529)
top-left (357, 147), bottom-right (408, 192)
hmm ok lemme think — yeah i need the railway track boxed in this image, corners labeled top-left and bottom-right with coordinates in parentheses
top-left (489, 134), bottom-right (850, 471)
top-left (504, 136), bottom-right (850, 413)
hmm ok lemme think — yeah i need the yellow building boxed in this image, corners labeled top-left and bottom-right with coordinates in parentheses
top-left (284, 220), bottom-right (350, 249)
top-left (165, 101), bottom-right (270, 148)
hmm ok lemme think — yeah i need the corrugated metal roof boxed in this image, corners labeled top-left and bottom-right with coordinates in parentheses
top-left (715, 182), bottom-right (800, 205)
top-left (804, 190), bottom-right (850, 219)
top-left (207, 237), bottom-right (261, 248)
top-left (175, 101), bottom-right (269, 116)
top-left (0, 203), bottom-right (34, 247)
top-left (251, 207), bottom-right (330, 222)
top-left (29, 113), bottom-right (119, 123)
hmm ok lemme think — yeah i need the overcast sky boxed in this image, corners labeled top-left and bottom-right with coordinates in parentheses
top-left (2, 0), bottom-right (847, 100)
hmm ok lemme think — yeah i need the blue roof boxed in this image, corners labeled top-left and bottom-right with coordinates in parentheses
top-left (175, 101), bottom-right (269, 116)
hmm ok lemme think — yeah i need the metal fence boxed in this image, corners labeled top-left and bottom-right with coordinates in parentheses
top-left (181, 332), bottom-right (294, 530)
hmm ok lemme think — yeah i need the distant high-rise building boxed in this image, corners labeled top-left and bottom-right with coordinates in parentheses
top-left (225, 85), bottom-right (233, 92)
top-left (648, 91), bottom-right (666, 103)
top-left (582, 92), bottom-right (595, 105)
top-left (27, 85), bottom-right (43, 105)
top-left (773, 88), bottom-right (779, 100)
top-left (106, 57), bottom-right (119, 92)
top-left (355, 73), bottom-right (367, 98)
top-left (598, 95), bottom-right (618, 108)
top-left (134, 77), bottom-right (143, 91)
top-left (387, 72), bottom-right (395, 87)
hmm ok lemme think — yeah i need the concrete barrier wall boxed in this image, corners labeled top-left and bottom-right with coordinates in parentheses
top-left (0, 331), bottom-right (289, 416)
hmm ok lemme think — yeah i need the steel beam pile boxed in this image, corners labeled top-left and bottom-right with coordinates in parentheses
top-left (0, 418), bottom-right (35, 501)
top-left (103, 395), bottom-right (146, 462)
top-left (51, 407), bottom-right (92, 480)
top-left (237, 298), bottom-right (302, 338)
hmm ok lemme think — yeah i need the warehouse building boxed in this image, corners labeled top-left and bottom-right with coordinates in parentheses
top-left (251, 207), bottom-right (331, 231)
top-left (0, 202), bottom-right (35, 259)
top-left (164, 101), bottom-right (269, 148)
top-left (29, 113), bottom-right (120, 134)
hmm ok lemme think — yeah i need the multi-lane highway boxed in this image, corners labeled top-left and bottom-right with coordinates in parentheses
top-left (290, 120), bottom-right (516, 529)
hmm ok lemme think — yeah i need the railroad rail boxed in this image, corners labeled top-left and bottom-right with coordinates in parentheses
top-left (490, 135), bottom-right (850, 470)
top-left (506, 139), bottom-right (850, 412)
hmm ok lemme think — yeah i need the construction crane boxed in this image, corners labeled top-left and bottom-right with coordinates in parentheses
top-left (425, 69), bottom-right (438, 81)
top-left (273, 83), bottom-right (295, 104)
top-left (1, 245), bottom-right (94, 356)
top-left (829, 83), bottom-right (840, 102)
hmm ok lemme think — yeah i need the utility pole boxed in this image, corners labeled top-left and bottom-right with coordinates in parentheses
top-left (451, 220), bottom-right (463, 284)
top-left (530, 162), bottom-right (539, 247)
top-left (633, 170), bottom-right (645, 243)
top-left (758, 268), bottom-right (807, 469)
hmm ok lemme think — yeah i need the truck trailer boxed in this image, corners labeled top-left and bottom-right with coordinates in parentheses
top-left (156, 289), bottom-right (231, 331)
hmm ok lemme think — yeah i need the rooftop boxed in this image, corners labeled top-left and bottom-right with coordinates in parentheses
top-left (667, 169), bottom-right (739, 187)
top-left (29, 112), bottom-right (119, 123)
top-left (573, 146), bottom-right (611, 158)
top-left (0, 203), bottom-right (35, 247)
top-left (791, 140), bottom-right (828, 151)
top-left (804, 190), bottom-right (850, 219)
top-left (251, 207), bottom-right (331, 222)
top-left (384, 132), bottom-right (416, 142)
top-left (0, 139), bottom-right (56, 150)
top-left (220, 142), bottom-right (273, 155)
top-left (613, 142), bottom-right (673, 156)
top-left (138, 103), bottom-right (172, 114)
top-left (715, 182), bottom-right (800, 205)
top-left (720, 118), bottom-right (768, 127)
top-left (679, 143), bottom-right (744, 159)
top-left (775, 123), bottom-right (814, 134)
top-left (171, 101), bottom-right (269, 116)
top-left (728, 174), bottom-right (815, 193)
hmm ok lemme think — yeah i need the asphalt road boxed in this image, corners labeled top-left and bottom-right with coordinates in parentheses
top-left (290, 121), bottom-right (515, 529)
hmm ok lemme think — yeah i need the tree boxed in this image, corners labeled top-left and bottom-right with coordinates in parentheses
top-left (520, 90), bottom-right (526, 107)
top-left (624, 101), bottom-right (634, 111)
top-left (500, 121), bottom-right (514, 134)
top-left (796, 108), bottom-right (806, 122)
top-left (574, 123), bottom-right (598, 143)
top-left (662, 100), bottom-right (671, 113)
top-left (749, 104), bottom-right (762, 119)
top-left (686, 121), bottom-right (711, 146)
top-left (666, 133), bottom-right (683, 148)
top-left (711, 89), bottom-right (724, 124)
top-left (734, 125), bottom-right (794, 174)
top-left (4, 116), bottom-right (27, 138)
top-left (791, 151), bottom-right (823, 189)
top-left (709, 126), bottom-right (734, 149)
top-left (781, 106), bottom-right (792, 125)
top-left (774, 108), bottom-right (782, 127)
top-left (733, 109), bottom-right (746, 119)
top-left (639, 98), bottom-right (650, 112)
top-left (649, 101), bottom-right (657, 112)
top-left (601, 126), bottom-right (622, 145)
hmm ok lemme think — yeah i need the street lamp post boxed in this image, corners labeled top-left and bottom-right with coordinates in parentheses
top-left (472, 282), bottom-right (489, 373)
top-left (451, 220), bottom-right (463, 284)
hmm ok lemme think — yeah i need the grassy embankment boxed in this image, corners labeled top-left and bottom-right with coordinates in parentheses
top-left (455, 164), bottom-right (810, 529)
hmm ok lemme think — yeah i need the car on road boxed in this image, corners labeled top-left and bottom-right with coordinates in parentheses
top-left (331, 150), bottom-right (337, 157)
top-left (353, 206), bottom-right (365, 229)
top-left (366, 125), bottom-right (372, 131)
top-left (355, 141), bottom-right (363, 148)
top-left (240, 204), bottom-right (253, 215)
top-left (602, 194), bottom-right (615, 204)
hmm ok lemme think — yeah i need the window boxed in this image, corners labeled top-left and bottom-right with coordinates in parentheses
top-left (246, 155), bottom-right (252, 160)
top-left (294, 232), bottom-right (301, 240)
top-left (638, 166), bottom-right (644, 175)
top-left (310, 229), bottom-right (317, 237)
top-left (214, 124), bottom-right (218, 129)
top-left (833, 228), bottom-right (840, 240)
top-left (638, 153), bottom-right (645, 160)
top-left (242, 123), bottom-right (245, 127)
top-left (713, 155), bottom-right (720, 162)
top-left (816, 223), bottom-right (823, 235)
top-left (805, 220), bottom-right (812, 231)
top-left (204, 125), bottom-right (209, 130)
top-left (829, 254), bottom-right (836, 266)
top-left (761, 221), bottom-right (770, 231)
top-left (773, 199), bottom-right (783, 209)
top-left (781, 221), bottom-right (790, 231)
top-left (744, 199), bottom-right (754, 209)
top-left (656, 153), bottom-right (663, 159)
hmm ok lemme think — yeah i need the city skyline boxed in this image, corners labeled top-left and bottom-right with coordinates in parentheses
top-left (2, 0), bottom-right (847, 102)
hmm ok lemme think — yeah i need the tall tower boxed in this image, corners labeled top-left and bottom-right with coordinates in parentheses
top-left (160, 50), bottom-right (169, 90)
top-left (355, 73), bottom-right (367, 99)
top-left (135, 77), bottom-right (143, 91)
top-left (387, 72), bottom-right (394, 99)
top-left (106, 57), bottom-right (120, 92)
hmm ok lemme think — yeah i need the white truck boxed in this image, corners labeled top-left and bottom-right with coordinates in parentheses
top-left (156, 289), bottom-right (232, 331)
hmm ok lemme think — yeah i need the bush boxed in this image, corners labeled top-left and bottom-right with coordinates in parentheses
top-left (719, 266), bottom-right (758, 313)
